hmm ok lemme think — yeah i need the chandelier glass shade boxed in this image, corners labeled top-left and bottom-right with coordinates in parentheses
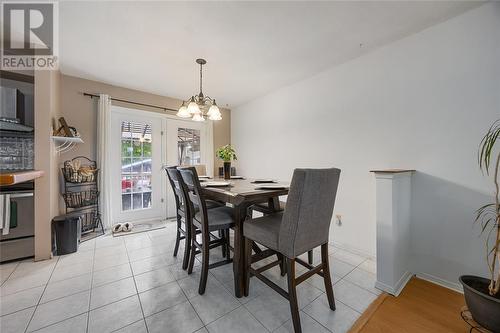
top-left (177, 58), bottom-right (222, 121)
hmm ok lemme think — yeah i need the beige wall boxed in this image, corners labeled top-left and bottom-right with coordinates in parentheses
top-left (213, 107), bottom-right (232, 174)
top-left (34, 70), bottom-right (61, 260)
top-left (59, 74), bottom-right (231, 171)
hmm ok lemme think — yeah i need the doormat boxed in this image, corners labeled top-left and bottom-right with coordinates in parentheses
top-left (112, 221), bottom-right (166, 237)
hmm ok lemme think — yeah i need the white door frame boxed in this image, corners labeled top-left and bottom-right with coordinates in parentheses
top-left (109, 105), bottom-right (214, 221)
top-left (110, 106), bottom-right (167, 223)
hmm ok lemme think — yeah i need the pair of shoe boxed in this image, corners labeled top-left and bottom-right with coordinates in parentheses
top-left (112, 222), bottom-right (133, 234)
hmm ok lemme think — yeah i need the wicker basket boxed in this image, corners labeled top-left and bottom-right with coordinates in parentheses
top-left (63, 190), bottom-right (99, 209)
top-left (62, 157), bottom-right (98, 183)
top-left (80, 210), bottom-right (102, 233)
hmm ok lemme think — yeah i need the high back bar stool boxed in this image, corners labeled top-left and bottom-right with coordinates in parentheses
top-left (165, 166), bottom-right (193, 270)
top-left (178, 167), bottom-right (235, 295)
top-left (249, 200), bottom-right (315, 265)
top-left (243, 168), bottom-right (341, 333)
top-left (165, 166), bottom-right (222, 270)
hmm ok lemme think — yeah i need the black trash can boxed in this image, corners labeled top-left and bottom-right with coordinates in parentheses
top-left (52, 213), bottom-right (82, 255)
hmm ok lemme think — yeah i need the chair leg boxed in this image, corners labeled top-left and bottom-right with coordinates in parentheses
top-left (181, 220), bottom-right (191, 270)
top-left (307, 250), bottom-right (314, 265)
top-left (321, 243), bottom-right (336, 310)
top-left (278, 254), bottom-right (286, 276)
top-left (225, 229), bottom-right (231, 260)
top-left (173, 216), bottom-right (181, 257)
top-left (198, 232), bottom-right (210, 295)
top-left (187, 225), bottom-right (197, 274)
top-left (220, 230), bottom-right (226, 258)
top-left (244, 237), bottom-right (252, 297)
top-left (246, 206), bottom-right (255, 219)
top-left (286, 258), bottom-right (302, 333)
top-left (251, 242), bottom-right (263, 253)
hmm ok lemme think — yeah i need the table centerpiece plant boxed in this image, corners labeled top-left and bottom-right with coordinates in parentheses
top-left (216, 144), bottom-right (237, 180)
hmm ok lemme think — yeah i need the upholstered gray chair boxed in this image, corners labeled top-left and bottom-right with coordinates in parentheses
top-left (249, 200), bottom-right (315, 266)
top-left (178, 166), bottom-right (235, 295)
top-left (243, 168), bottom-right (341, 333)
top-left (165, 166), bottom-right (221, 270)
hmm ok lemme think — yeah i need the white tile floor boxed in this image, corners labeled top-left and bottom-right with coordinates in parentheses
top-left (0, 222), bottom-right (379, 333)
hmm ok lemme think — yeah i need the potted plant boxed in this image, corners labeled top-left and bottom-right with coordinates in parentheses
top-left (216, 145), bottom-right (237, 180)
top-left (460, 119), bottom-right (500, 332)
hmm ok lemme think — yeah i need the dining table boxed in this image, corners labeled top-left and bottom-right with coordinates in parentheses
top-left (200, 178), bottom-right (289, 298)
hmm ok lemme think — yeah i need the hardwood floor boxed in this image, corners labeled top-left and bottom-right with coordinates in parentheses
top-left (349, 277), bottom-right (469, 333)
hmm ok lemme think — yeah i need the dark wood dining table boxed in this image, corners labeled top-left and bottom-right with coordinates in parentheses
top-left (200, 179), bottom-right (289, 298)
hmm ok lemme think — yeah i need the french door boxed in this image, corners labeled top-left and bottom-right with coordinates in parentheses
top-left (165, 119), bottom-right (213, 217)
top-left (110, 106), bottom-right (166, 223)
top-left (110, 107), bottom-right (213, 221)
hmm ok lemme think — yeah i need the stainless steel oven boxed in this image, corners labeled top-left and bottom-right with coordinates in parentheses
top-left (0, 181), bottom-right (34, 262)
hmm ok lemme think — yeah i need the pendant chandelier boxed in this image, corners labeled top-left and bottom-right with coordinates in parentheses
top-left (177, 58), bottom-right (222, 121)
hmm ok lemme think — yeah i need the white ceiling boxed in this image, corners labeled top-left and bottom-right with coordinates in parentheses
top-left (59, 1), bottom-right (482, 108)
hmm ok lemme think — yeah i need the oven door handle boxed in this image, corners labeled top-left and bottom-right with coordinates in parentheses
top-left (9, 193), bottom-right (34, 198)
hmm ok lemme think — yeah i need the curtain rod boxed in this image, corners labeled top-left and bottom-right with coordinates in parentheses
top-left (82, 92), bottom-right (178, 113)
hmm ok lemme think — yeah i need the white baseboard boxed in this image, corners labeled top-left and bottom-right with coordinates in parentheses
top-left (375, 271), bottom-right (413, 296)
top-left (416, 272), bottom-right (463, 294)
top-left (329, 241), bottom-right (464, 294)
top-left (329, 241), bottom-right (376, 260)
top-left (374, 281), bottom-right (396, 295)
top-left (376, 271), bottom-right (463, 296)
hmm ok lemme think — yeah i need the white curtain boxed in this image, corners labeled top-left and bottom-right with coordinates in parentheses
top-left (96, 94), bottom-right (113, 230)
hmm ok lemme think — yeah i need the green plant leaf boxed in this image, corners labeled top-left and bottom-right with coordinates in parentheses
top-left (216, 144), bottom-right (237, 162)
top-left (479, 120), bottom-right (500, 175)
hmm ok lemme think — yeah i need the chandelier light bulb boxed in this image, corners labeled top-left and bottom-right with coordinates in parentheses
top-left (176, 104), bottom-right (191, 118)
top-left (187, 100), bottom-right (201, 114)
top-left (208, 112), bottom-right (222, 121)
top-left (207, 103), bottom-right (220, 117)
top-left (192, 113), bottom-right (205, 122)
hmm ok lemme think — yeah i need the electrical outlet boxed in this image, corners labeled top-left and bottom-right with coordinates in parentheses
top-left (335, 214), bottom-right (342, 226)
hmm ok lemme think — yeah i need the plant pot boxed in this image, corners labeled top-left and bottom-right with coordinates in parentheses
top-left (460, 275), bottom-right (500, 332)
top-left (223, 162), bottom-right (231, 180)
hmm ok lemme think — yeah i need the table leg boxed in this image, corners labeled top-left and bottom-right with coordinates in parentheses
top-left (268, 197), bottom-right (279, 211)
top-left (232, 204), bottom-right (248, 298)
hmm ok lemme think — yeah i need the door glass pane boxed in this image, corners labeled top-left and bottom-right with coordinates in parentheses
top-left (178, 128), bottom-right (201, 166)
top-left (131, 158), bottom-right (142, 173)
top-left (142, 175), bottom-right (152, 191)
top-left (142, 159), bottom-right (152, 173)
top-left (132, 193), bottom-right (143, 210)
top-left (121, 121), bottom-right (152, 211)
top-left (121, 158), bottom-right (132, 194)
top-left (143, 141), bottom-right (152, 157)
top-left (143, 192), bottom-right (152, 209)
top-left (122, 194), bottom-right (131, 211)
top-left (121, 140), bottom-right (132, 157)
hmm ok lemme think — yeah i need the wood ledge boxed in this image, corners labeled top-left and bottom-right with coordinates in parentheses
top-left (370, 169), bottom-right (416, 174)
